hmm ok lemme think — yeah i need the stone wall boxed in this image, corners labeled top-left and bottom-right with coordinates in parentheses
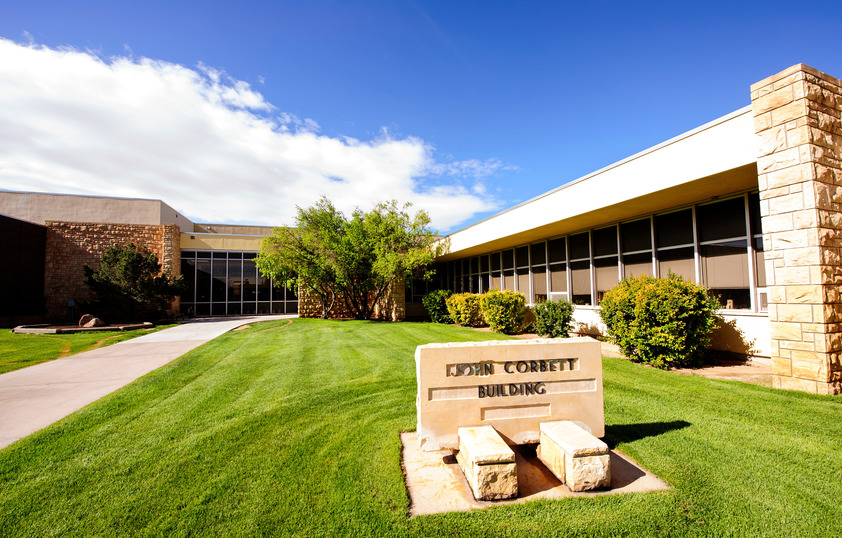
top-left (751, 64), bottom-right (842, 394)
top-left (44, 221), bottom-right (180, 322)
top-left (298, 283), bottom-right (406, 321)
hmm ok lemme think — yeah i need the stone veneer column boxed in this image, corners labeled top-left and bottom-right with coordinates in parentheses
top-left (751, 64), bottom-right (842, 394)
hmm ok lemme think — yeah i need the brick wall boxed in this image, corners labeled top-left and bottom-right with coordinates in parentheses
top-left (298, 283), bottom-right (406, 321)
top-left (751, 64), bottom-right (842, 394)
top-left (44, 221), bottom-right (181, 322)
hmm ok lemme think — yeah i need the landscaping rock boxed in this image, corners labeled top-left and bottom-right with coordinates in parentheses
top-left (83, 317), bottom-right (106, 328)
top-left (78, 314), bottom-right (94, 327)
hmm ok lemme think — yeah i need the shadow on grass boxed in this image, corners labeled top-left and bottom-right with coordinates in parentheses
top-left (604, 420), bottom-right (691, 448)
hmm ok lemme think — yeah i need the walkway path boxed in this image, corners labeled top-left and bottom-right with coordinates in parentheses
top-left (0, 315), bottom-right (296, 449)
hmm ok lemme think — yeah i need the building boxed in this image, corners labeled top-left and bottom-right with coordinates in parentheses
top-left (2, 63), bottom-right (840, 394)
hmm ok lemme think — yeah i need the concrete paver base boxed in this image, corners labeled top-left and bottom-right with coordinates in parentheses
top-left (0, 315), bottom-right (295, 449)
top-left (401, 432), bottom-right (669, 517)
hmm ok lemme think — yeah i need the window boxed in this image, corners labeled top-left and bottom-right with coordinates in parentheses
top-left (592, 226), bottom-right (618, 303)
top-left (180, 250), bottom-right (296, 316)
top-left (569, 232), bottom-right (591, 305)
top-left (697, 198), bottom-right (750, 309)
top-left (621, 218), bottom-right (653, 278)
top-left (548, 237), bottom-right (568, 300)
top-left (655, 209), bottom-right (695, 281)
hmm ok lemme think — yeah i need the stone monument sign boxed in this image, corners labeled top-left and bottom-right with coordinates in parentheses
top-left (415, 337), bottom-right (604, 451)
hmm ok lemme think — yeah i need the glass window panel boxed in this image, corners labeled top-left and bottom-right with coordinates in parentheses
top-left (257, 272), bottom-right (271, 301)
top-left (211, 259), bottom-right (227, 302)
top-left (502, 250), bottom-right (514, 270)
top-left (697, 198), bottom-right (747, 242)
top-left (550, 263), bottom-right (567, 292)
top-left (592, 227), bottom-right (618, 257)
top-left (516, 268), bottom-right (529, 296)
top-left (702, 241), bottom-right (750, 309)
top-left (748, 192), bottom-right (762, 236)
top-left (212, 251), bottom-right (227, 260)
top-left (470, 275), bottom-right (479, 293)
top-left (285, 283), bottom-right (298, 300)
top-left (621, 219), bottom-right (652, 253)
top-left (243, 252), bottom-right (256, 260)
top-left (655, 209), bottom-right (693, 248)
top-left (258, 302), bottom-right (271, 314)
top-left (516, 246), bottom-right (529, 267)
top-left (242, 302), bottom-right (256, 315)
top-left (480, 255), bottom-right (489, 273)
top-left (491, 253), bottom-right (501, 271)
top-left (228, 252), bottom-right (242, 259)
top-left (212, 303), bottom-right (226, 316)
top-left (532, 266), bottom-right (547, 303)
top-left (570, 259), bottom-right (591, 305)
top-left (461, 275), bottom-right (469, 293)
top-left (754, 237), bottom-right (767, 288)
top-left (503, 269), bottom-right (514, 290)
top-left (243, 260), bottom-right (257, 301)
top-left (180, 258), bottom-right (195, 302)
top-left (197, 251), bottom-right (211, 259)
top-left (623, 252), bottom-right (653, 278)
top-left (287, 302), bottom-right (299, 314)
top-left (195, 303), bottom-right (210, 316)
top-left (227, 259), bottom-right (242, 302)
top-left (227, 303), bottom-right (242, 316)
top-left (272, 302), bottom-right (285, 314)
top-left (658, 246), bottom-right (695, 281)
top-left (490, 272), bottom-right (502, 290)
top-left (548, 238), bottom-right (566, 264)
top-left (569, 233), bottom-right (590, 260)
top-left (531, 242), bottom-right (547, 266)
top-left (594, 257), bottom-right (618, 304)
top-left (470, 257), bottom-right (479, 274)
top-left (196, 259), bottom-right (211, 302)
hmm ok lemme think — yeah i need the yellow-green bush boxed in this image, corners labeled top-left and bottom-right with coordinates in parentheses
top-left (533, 298), bottom-right (574, 338)
top-left (598, 273), bottom-right (719, 368)
top-left (445, 293), bottom-right (484, 327)
top-left (479, 289), bottom-right (526, 334)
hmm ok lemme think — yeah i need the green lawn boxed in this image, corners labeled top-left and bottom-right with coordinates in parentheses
top-left (0, 318), bottom-right (840, 536)
top-left (0, 325), bottom-right (177, 375)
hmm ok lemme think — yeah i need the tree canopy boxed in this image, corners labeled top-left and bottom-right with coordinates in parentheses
top-left (83, 243), bottom-right (185, 321)
top-left (256, 197), bottom-right (438, 319)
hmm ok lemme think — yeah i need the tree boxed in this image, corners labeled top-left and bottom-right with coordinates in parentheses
top-left (256, 197), bottom-right (438, 320)
top-left (83, 243), bottom-right (185, 321)
top-left (255, 198), bottom-right (344, 319)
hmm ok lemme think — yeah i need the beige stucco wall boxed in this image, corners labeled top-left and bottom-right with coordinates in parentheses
top-left (180, 232), bottom-right (264, 251)
top-left (0, 191), bottom-right (194, 230)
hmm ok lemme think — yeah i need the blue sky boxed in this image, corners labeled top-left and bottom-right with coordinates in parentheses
top-left (1, 1), bottom-right (841, 231)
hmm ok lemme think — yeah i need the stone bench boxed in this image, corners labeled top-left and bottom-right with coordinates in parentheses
top-left (455, 425), bottom-right (518, 500)
top-left (537, 420), bottom-right (610, 491)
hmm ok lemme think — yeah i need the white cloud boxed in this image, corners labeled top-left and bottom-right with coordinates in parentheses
top-left (0, 39), bottom-right (507, 231)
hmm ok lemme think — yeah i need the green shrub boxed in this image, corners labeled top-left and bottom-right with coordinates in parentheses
top-left (445, 293), bottom-right (484, 327)
top-left (479, 289), bottom-right (526, 334)
top-left (598, 273), bottom-right (720, 369)
top-left (422, 289), bottom-right (453, 323)
top-left (533, 298), bottom-right (574, 338)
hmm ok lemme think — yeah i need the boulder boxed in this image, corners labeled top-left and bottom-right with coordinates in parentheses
top-left (83, 317), bottom-right (106, 328)
top-left (78, 314), bottom-right (94, 327)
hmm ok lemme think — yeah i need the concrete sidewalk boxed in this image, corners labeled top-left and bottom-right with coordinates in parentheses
top-left (0, 315), bottom-right (296, 449)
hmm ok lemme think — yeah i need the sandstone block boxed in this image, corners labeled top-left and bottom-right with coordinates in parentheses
top-left (456, 425), bottom-right (517, 500)
top-left (537, 420), bottom-right (610, 492)
top-left (771, 100), bottom-right (808, 126)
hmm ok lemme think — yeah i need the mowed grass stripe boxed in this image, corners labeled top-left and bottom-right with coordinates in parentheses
top-left (0, 318), bottom-right (840, 537)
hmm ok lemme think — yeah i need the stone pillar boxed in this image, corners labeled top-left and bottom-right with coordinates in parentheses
top-left (751, 64), bottom-right (842, 394)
